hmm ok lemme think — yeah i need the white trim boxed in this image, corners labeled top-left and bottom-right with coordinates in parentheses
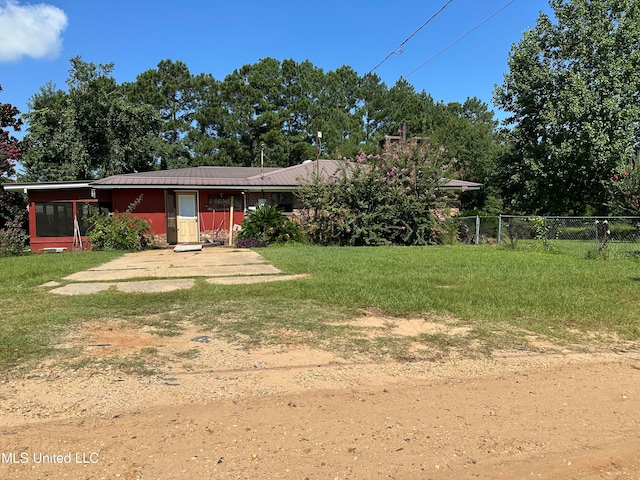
top-left (3, 182), bottom-right (91, 192)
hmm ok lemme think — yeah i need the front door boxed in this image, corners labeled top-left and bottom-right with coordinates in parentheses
top-left (176, 192), bottom-right (199, 243)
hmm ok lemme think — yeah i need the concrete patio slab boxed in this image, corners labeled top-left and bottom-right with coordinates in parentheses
top-left (63, 248), bottom-right (280, 282)
top-left (50, 283), bottom-right (114, 295)
top-left (45, 247), bottom-right (307, 295)
top-left (206, 274), bottom-right (310, 285)
top-left (116, 279), bottom-right (195, 293)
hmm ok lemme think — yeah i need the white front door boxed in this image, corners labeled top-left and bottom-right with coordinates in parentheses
top-left (176, 192), bottom-right (199, 243)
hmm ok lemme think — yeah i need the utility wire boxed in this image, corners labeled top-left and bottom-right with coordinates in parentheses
top-left (368, 0), bottom-right (454, 74)
top-left (406, 0), bottom-right (517, 78)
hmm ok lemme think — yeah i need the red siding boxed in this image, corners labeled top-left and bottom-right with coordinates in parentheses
top-left (113, 189), bottom-right (167, 235)
top-left (29, 188), bottom-right (109, 203)
top-left (197, 191), bottom-right (245, 242)
top-left (112, 189), bottom-right (246, 241)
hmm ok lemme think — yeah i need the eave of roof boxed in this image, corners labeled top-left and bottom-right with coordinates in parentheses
top-left (2, 181), bottom-right (92, 192)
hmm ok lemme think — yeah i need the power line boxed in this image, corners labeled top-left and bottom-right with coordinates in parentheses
top-left (405, 0), bottom-right (517, 79)
top-left (368, 0), bottom-right (454, 75)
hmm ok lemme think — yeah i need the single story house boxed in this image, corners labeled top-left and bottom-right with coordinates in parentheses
top-left (3, 160), bottom-right (481, 252)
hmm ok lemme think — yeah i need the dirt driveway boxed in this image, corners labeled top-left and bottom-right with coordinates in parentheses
top-left (1, 319), bottom-right (639, 480)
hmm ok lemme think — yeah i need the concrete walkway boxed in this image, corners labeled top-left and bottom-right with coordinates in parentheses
top-left (44, 248), bottom-right (308, 295)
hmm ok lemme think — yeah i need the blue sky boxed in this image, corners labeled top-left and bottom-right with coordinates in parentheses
top-left (0, 0), bottom-right (552, 137)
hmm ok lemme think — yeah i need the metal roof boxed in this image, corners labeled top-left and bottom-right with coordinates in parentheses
top-left (5, 161), bottom-right (482, 191)
top-left (91, 166), bottom-right (280, 187)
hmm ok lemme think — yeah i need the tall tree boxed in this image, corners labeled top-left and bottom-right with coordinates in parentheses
top-left (494, 0), bottom-right (640, 215)
top-left (22, 56), bottom-right (161, 181)
top-left (358, 73), bottom-right (389, 144)
top-left (280, 59), bottom-right (323, 163)
top-left (429, 98), bottom-right (504, 211)
top-left (126, 59), bottom-right (197, 169)
top-left (0, 85), bottom-right (26, 228)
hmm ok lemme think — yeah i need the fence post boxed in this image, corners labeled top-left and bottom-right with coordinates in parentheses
top-left (498, 215), bottom-right (502, 244)
top-left (475, 215), bottom-right (480, 245)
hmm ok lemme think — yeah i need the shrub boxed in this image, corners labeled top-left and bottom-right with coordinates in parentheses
top-left (0, 216), bottom-right (29, 256)
top-left (87, 196), bottom-right (151, 251)
top-left (237, 203), bottom-right (301, 245)
top-left (608, 163), bottom-right (640, 215)
top-left (298, 143), bottom-right (456, 246)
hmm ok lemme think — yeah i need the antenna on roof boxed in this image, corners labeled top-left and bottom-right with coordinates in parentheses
top-left (316, 132), bottom-right (322, 176)
top-left (260, 143), bottom-right (266, 180)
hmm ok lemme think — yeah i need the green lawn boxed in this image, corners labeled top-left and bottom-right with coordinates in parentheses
top-left (1, 245), bottom-right (639, 372)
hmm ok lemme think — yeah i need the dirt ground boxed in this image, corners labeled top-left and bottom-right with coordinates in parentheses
top-left (1, 318), bottom-right (640, 480)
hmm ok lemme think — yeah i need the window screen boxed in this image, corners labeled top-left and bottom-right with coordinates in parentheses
top-left (35, 202), bottom-right (74, 237)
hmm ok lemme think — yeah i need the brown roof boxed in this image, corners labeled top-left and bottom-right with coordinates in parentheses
top-left (8, 161), bottom-right (482, 192)
top-left (91, 166), bottom-right (280, 188)
top-left (90, 161), bottom-right (347, 190)
top-left (250, 160), bottom-right (342, 186)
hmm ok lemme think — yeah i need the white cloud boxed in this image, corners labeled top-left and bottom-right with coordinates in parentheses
top-left (0, 0), bottom-right (68, 62)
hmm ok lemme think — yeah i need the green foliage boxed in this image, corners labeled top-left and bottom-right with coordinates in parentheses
top-left (0, 84), bottom-right (28, 234)
top-left (494, 0), bottom-right (640, 215)
top-left (0, 85), bottom-right (21, 183)
top-left (237, 203), bottom-right (301, 244)
top-left (87, 196), bottom-right (151, 251)
top-left (299, 142), bottom-right (455, 246)
top-left (439, 219), bottom-right (460, 245)
top-left (124, 59), bottom-right (199, 169)
top-left (21, 57), bottom-right (162, 181)
top-left (0, 216), bottom-right (29, 256)
top-left (20, 55), bottom-right (502, 191)
top-left (608, 162), bottom-right (640, 215)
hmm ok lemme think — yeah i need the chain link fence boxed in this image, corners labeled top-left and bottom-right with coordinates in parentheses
top-left (445, 215), bottom-right (640, 258)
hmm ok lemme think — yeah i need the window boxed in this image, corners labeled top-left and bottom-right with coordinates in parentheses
top-left (77, 202), bottom-right (111, 236)
top-left (34, 201), bottom-right (111, 238)
top-left (35, 202), bottom-right (74, 237)
top-left (269, 192), bottom-right (294, 212)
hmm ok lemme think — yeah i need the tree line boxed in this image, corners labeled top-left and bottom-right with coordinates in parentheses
top-left (18, 56), bottom-right (501, 212)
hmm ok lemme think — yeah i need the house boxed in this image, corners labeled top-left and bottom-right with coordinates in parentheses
top-left (2, 160), bottom-right (481, 252)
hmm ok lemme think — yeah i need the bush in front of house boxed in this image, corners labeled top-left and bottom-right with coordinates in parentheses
top-left (237, 203), bottom-right (302, 245)
top-left (87, 213), bottom-right (151, 251)
top-left (87, 195), bottom-right (151, 251)
top-left (0, 215), bottom-right (29, 256)
top-left (298, 143), bottom-right (455, 246)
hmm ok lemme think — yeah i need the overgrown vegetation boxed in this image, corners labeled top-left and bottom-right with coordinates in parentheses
top-left (236, 203), bottom-right (301, 245)
top-left (299, 143), bottom-right (456, 246)
top-left (0, 84), bottom-right (29, 256)
top-left (0, 215), bottom-right (29, 256)
top-left (86, 195), bottom-right (151, 251)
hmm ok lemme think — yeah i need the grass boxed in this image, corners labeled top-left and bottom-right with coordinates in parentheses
top-left (513, 238), bottom-right (640, 259)
top-left (1, 244), bottom-right (639, 373)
